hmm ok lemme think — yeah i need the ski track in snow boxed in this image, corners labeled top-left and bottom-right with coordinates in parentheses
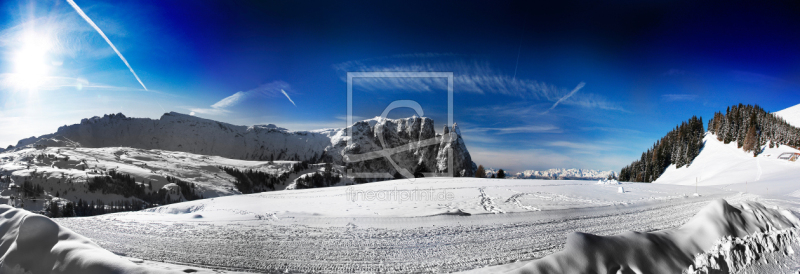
top-left (55, 193), bottom-right (746, 273)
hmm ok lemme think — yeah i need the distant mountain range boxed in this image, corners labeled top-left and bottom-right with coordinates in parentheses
top-left (510, 168), bottom-right (616, 180)
top-left (1, 112), bottom-right (476, 177)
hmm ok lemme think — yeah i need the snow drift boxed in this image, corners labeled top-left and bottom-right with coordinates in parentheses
top-left (508, 199), bottom-right (800, 274)
top-left (0, 205), bottom-right (176, 273)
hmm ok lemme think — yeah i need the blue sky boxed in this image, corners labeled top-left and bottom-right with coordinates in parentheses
top-left (1, 0), bottom-right (799, 173)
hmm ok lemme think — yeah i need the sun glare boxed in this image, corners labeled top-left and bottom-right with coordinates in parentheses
top-left (10, 32), bottom-right (52, 90)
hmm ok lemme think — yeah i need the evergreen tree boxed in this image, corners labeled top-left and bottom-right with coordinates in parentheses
top-left (707, 104), bottom-right (799, 153)
top-left (497, 169), bottom-right (505, 179)
top-left (475, 165), bottom-right (486, 178)
top-left (62, 202), bottom-right (75, 217)
top-left (743, 125), bottom-right (757, 153)
top-left (620, 116), bottom-right (704, 182)
top-left (47, 200), bottom-right (61, 218)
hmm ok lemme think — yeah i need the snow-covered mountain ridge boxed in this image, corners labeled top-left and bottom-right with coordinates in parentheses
top-left (511, 168), bottom-right (616, 180)
top-left (4, 112), bottom-right (475, 177)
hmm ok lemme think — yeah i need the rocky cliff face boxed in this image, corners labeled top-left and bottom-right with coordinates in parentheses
top-left (12, 112), bottom-right (475, 178)
top-left (339, 117), bottom-right (474, 178)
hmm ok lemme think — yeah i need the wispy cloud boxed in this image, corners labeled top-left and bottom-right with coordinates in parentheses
top-left (210, 91), bottom-right (246, 109)
top-left (191, 81), bottom-right (293, 115)
top-left (462, 125), bottom-right (561, 134)
top-left (334, 59), bottom-right (623, 112)
top-left (66, 0), bottom-right (147, 91)
top-left (661, 94), bottom-right (698, 102)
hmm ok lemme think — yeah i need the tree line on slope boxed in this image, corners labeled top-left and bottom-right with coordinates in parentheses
top-left (619, 116), bottom-right (705, 182)
top-left (708, 104), bottom-right (800, 155)
top-left (219, 161), bottom-right (312, 193)
top-left (46, 199), bottom-right (149, 218)
top-left (42, 171), bottom-right (204, 218)
top-left (87, 170), bottom-right (202, 204)
top-left (295, 161), bottom-right (342, 189)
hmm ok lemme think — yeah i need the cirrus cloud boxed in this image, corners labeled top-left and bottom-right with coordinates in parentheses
top-left (334, 58), bottom-right (624, 112)
top-left (191, 81), bottom-right (294, 115)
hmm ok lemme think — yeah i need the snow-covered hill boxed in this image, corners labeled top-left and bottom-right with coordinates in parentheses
top-left (511, 168), bottom-right (616, 180)
top-left (774, 103), bottom-right (800, 128)
top-left (4, 112), bottom-right (475, 178)
top-left (0, 146), bottom-right (311, 213)
top-left (654, 133), bottom-right (800, 186)
top-left (652, 103), bottom-right (800, 188)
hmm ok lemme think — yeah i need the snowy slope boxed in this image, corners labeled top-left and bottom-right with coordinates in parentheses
top-left (511, 168), bottom-right (616, 180)
top-left (654, 133), bottom-right (800, 186)
top-left (775, 103), bottom-right (800, 128)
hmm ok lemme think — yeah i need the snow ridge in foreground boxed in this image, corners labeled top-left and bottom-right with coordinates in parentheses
top-left (509, 199), bottom-right (800, 274)
top-left (685, 226), bottom-right (800, 273)
top-left (0, 205), bottom-right (174, 273)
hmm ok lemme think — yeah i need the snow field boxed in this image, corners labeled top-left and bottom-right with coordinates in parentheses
top-left (55, 179), bottom-right (741, 273)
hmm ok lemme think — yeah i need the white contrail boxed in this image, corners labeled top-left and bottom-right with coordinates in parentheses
top-left (66, 0), bottom-right (148, 91)
top-left (281, 89), bottom-right (296, 106)
top-left (542, 82), bottom-right (585, 114)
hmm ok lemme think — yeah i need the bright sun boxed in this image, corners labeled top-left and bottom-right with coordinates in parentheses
top-left (10, 32), bottom-right (52, 90)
